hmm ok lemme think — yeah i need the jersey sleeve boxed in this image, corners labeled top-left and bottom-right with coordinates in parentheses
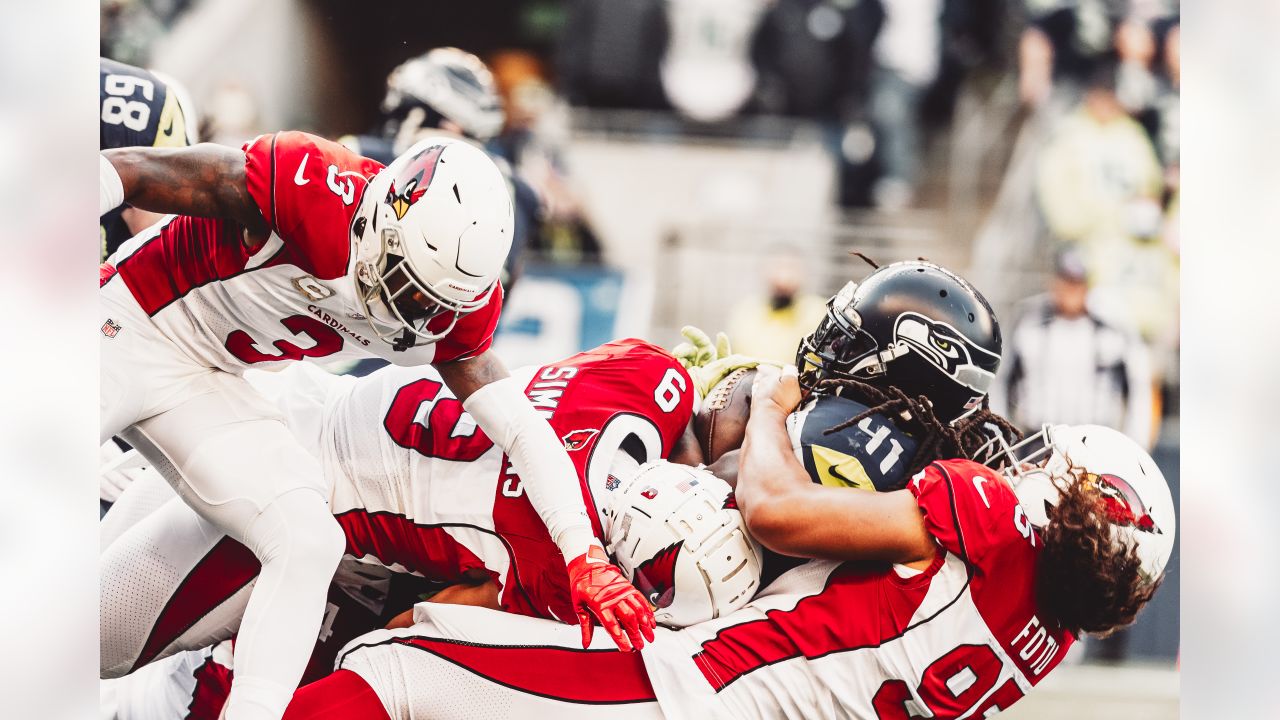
top-left (907, 459), bottom-right (1025, 566)
top-left (425, 283), bottom-right (505, 364)
top-left (242, 131), bottom-right (385, 279)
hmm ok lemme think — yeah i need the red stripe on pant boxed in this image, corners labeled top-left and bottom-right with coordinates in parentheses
top-left (134, 537), bottom-right (260, 672)
top-left (284, 670), bottom-right (390, 720)
top-left (184, 651), bottom-right (234, 720)
top-left (392, 636), bottom-right (656, 704)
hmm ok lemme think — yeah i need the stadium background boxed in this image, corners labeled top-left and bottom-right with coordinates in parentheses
top-left (101, 0), bottom-right (1180, 716)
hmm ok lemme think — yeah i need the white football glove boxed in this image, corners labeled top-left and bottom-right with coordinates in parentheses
top-left (671, 325), bottom-right (774, 398)
top-left (100, 441), bottom-right (150, 503)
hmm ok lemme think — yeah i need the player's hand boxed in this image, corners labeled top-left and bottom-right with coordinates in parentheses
top-left (566, 546), bottom-right (656, 652)
top-left (751, 364), bottom-right (803, 416)
top-left (672, 325), bottom-right (724, 369)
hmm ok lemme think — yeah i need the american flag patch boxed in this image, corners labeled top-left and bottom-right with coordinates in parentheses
top-left (675, 477), bottom-right (700, 493)
top-left (101, 319), bottom-right (121, 338)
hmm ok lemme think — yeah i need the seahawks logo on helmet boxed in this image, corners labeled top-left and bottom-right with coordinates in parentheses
top-left (385, 144), bottom-right (446, 220)
top-left (893, 312), bottom-right (999, 395)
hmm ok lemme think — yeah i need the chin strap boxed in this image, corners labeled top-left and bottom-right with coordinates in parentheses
top-left (392, 330), bottom-right (416, 352)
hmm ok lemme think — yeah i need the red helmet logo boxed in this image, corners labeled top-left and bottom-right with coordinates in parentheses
top-left (633, 541), bottom-right (682, 609)
top-left (385, 144), bottom-right (447, 221)
top-left (1091, 473), bottom-right (1161, 534)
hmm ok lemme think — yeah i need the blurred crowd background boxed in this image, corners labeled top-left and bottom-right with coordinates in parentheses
top-left (102, 0), bottom-right (1180, 714)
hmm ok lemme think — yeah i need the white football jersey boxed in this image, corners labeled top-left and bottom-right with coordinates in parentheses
top-left (104, 131), bottom-right (502, 375)
top-left (254, 339), bottom-right (695, 623)
top-left (641, 460), bottom-right (1076, 720)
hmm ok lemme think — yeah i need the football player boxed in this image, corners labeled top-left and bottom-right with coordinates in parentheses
top-left (339, 47), bottom-right (538, 294)
top-left (100, 340), bottom-right (761, 720)
top-left (274, 365), bottom-right (1175, 720)
top-left (100, 57), bottom-right (197, 260)
top-left (98, 130), bottom-right (651, 720)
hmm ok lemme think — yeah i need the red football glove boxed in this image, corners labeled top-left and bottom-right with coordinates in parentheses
top-left (566, 545), bottom-right (657, 652)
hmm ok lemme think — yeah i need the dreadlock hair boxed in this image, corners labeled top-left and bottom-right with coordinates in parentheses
top-left (812, 376), bottom-right (1023, 480)
top-left (1035, 466), bottom-right (1160, 637)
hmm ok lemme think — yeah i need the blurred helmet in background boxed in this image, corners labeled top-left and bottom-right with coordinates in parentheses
top-left (606, 461), bottom-right (762, 628)
top-left (796, 260), bottom-right (1002, 425)
top-left (351, 137), bottom-right (513, 350)
top-left (382, 47), bottom-right (505, 143)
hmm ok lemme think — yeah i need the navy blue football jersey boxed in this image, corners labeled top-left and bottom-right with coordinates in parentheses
top-left (100, 58), bottom-right (194, 259)
top-left (788, 392), bottom-right (921, 492)
top-left (759, 391), bottom-right (923, 586)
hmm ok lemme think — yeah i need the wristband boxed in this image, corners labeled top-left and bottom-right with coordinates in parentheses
top-left (100, 154), bottom-right (125, 216)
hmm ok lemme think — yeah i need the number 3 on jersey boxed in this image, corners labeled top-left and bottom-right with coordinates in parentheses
top-left (224, 314), bottom-right (345, 364)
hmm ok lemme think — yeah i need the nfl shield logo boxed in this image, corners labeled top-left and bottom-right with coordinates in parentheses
top-left (101, 319), bottom-right (121, 338)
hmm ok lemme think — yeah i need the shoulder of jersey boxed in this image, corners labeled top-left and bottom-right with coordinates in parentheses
top-left (793, 392), bottom-right (920, 492)
top-left (270, 130), bottom-right (386, 178)
top-left (338, 133), bottom-right (398, 166)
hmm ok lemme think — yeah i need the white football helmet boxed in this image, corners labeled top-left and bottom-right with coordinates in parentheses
top-left (352, 137), bottom-right (513, 351)
top-left (991, 424), bottom-right (1176, 583)
top-left (605, 461), bottom-right (762, 628)
top-left (383, 47), bottom-right (505, 142)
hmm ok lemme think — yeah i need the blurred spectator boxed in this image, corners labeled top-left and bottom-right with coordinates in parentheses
top-left (489, 50), bottom-right (604, 265)
top-left (558, 0), bottom-right (669, 110)
top-left (101, 0), bottom-right (163, 66)
top-left (661, 0), bottom-right (769, 122)
top-left (868, 0), bottom-right (945, 210)
top-left (726, 248), bottom-right (827, 365)
top-left (752, 0), bottom-right (883, 208)
top-left (991, 249), bottom-right (1156, 449)
top-left (1035, 60), bottom-right (1162, 260)
top-left (1018, 0), bottom-right (1178, 109)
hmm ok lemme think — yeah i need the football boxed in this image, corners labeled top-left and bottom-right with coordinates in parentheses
top-left (693, 367), bottom-right (756, 463)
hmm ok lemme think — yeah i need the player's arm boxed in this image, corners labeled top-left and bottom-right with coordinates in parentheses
top-left (436, 349), bottom-right (657, 652)
top-left (384, 581), bottom-right (503, 629)
top-left (100, 144), bottom-right (268, 235)
top-left (667, 420), bottom-right (706, 467)
top-left (735, 366), bottom-right (936, 565)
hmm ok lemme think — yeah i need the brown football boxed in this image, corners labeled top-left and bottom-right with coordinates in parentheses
top-left (693, 367), bottom-right (757, 463)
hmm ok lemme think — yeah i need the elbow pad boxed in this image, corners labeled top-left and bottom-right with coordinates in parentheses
top-left (100, 155), bottom-right (125, 216)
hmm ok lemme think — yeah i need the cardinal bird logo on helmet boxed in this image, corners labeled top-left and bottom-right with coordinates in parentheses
top-left (633, 541), bottom-right (682, 609)
top-left (1091, 473), bottom-right (1161, 534)
top-left (385, 144), bottom-right (447, 220)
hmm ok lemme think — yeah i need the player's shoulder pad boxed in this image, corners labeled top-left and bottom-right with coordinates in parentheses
top-left (788, 392), bottom-right (920, 492)
top-left (908, 459), bottom-right (1023, 563)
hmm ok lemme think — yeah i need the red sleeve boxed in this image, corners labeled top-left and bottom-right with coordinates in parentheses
top-left (908, 459), bottom-right (1025, 566)
top-left (912, 460), bottom-right (1078, 686)
top-left (242, 131), bottom-right (385, 280)
top-left (429, 282), bottom-right (504, 363)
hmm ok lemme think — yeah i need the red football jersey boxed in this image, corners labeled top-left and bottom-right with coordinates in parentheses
top-left (321, 339), bottom-right (696, 622)
top-left (109, 131), bottom-right (501, 371)
top-left (643, 459), bottom-right (1076, 720)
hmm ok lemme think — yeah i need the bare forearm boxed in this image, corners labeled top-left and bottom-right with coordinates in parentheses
top-left (736, 405), bottom-right (800, 511)
top-left (738, 367), bottom-right (935, 563)
top-left (104, 143), bottom-right (267, 234)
